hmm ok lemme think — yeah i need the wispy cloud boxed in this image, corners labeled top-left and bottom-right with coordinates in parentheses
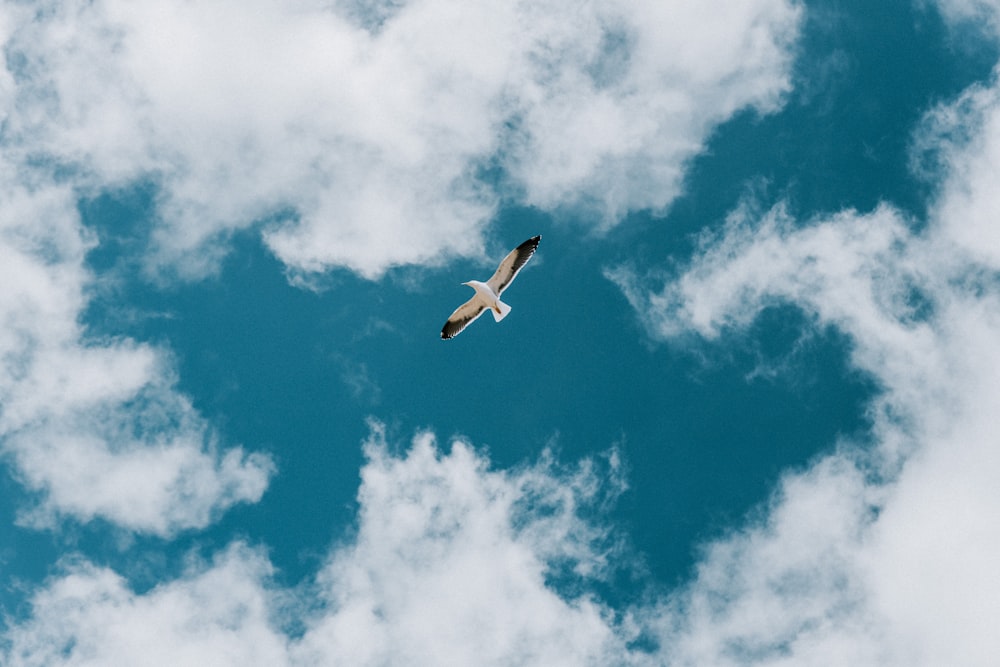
top-left (606, 36), bottom-right (1000, 663)
top-left (934, 0), bottom-right (1000, 35)
top-left (336, 355), bottom-right (382, 405)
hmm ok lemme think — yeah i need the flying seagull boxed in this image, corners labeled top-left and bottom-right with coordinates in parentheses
top-left (441, 235), bottom-right (541, 339)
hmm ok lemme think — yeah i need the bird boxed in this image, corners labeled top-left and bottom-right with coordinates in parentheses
top-left (441, 235), bottom-right (541, 339)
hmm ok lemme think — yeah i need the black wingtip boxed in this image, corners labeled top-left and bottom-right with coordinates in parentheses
top-left (516, 235), bottom-right (541, 252)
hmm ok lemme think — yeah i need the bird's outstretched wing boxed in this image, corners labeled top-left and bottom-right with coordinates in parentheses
top-left (486, 235), bottom-right (540, 295)
top-left (441, 298), bottom-right (487, 339)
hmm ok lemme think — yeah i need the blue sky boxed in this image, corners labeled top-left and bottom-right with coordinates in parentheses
top-left (2, 0), bottom-right (1000, 664)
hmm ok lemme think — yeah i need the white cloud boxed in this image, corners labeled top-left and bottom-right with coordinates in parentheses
top-left (2, 424), bottom-right (648, 667)
top-left (650, 457), bottom-right (886, 666)
top-left (0, 161), bottom-right (273, 535)
top-left (915, 69), bottom-right (1000, 269)
top-left (934, 0), bottom-right (1000, 33)
top-left (606, 63), bottom-right (1000, 665)
top-left (1, 543), bottom-right (289, 667)
top-left (293, 424), bottom-right (633, 666)
top-left (2, 0), bottom-right (801, 279)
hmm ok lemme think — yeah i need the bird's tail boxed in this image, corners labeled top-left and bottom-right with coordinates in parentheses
top-left (492, 300), bottom-right (512, 322)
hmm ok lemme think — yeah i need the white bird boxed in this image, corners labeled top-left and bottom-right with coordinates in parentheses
top-left (441, 235), bottom-right (541, 339)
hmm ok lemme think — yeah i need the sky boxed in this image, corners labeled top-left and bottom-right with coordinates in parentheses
top-left (2, 0), bottom-right (1000, 664)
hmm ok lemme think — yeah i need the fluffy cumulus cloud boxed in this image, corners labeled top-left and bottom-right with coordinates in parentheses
top-left (2, 0), bottom-right (800, 279)
top-left (2, 425), bottom-right (649, 667)
top-left (607, 55), bottom-right (1000, 667)
top-left (0, 157), bottom-right (273, 535)
top-left (1, 544), bottom-right (288, 667)
top-left (292, 425), bottom-right (632, 666)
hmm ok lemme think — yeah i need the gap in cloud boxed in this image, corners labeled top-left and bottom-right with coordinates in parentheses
top-left (334, 0), bottom-right (408, 33)
top-left (610, 303), bottom-right (879, 589)
top-left (423, 213), bottom-right (882, 590)
top-left (77, 183), bottom-right (159, 278)
top-left (0, 466), bottom-right (62, 627)
top-left (78, 199), bottom-right (372, 591)
top-left (73, 182), bottom-right (883, 606)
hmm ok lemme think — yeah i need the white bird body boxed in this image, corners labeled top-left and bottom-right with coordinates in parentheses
top-left (462, 280), bottom-right (511, 322)
top-left (441, 236), bottom-right (540, 339)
